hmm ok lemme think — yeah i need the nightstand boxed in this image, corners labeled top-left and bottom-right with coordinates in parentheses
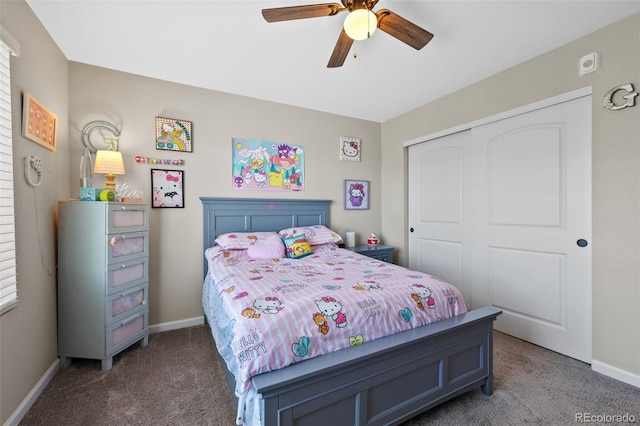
top-left (346, 244), bottom-right (394, 263)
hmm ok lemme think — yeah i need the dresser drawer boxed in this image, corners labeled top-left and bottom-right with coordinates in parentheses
top-left (107, 204), bottom-right (149, 233)
top-left (107, 258), bottom-right (149, 293)
top-left (106, 311), bottom-right (148, 356)
top-left (107, 231), bottom-right (149, 264)
top-left (106, 284), bottom-right (148, 325)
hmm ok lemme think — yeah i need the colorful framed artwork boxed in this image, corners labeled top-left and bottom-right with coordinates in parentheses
top-left (151, 169), bottom-right (184, 208)
top-left (232, 138), bottom-right (304, 192)
top-left (339, 136), bottom-right (360, 161)
top-left (22, 92), bottom-right (57, 151)
top-left (155, 117), bottom-right (192, 152)
top-left (344, 179), bottom-right (369, 210)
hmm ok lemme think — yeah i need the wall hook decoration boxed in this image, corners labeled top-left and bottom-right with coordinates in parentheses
top-left (602, 83), bottom-right (638, 111)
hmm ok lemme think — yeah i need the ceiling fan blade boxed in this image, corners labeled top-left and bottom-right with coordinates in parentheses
top-left (375, 9), bottom-right (434, 50)
top-left (262, 3), bottom-right (344, 23)
top-left (327, 28), bottom-right (354, 68)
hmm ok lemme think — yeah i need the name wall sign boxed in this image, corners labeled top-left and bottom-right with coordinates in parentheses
top-left (602, 83), bottom-right (638, 111)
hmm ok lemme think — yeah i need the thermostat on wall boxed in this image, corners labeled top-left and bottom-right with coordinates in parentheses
top-left (579, 53), bottom-right (599, 75)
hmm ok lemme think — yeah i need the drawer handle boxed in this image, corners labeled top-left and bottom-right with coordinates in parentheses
top-left (119, 260), bottom-right (145, 269)
top-left (109, 236), bottom-right (127, 246)
top-left (121, 313), bottom-right (143, 327)
top-left (119, 288), bottom-right (142, 297)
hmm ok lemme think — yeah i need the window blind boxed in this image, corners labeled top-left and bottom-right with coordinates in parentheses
top-left (0, 36), bottom-right (17, 315)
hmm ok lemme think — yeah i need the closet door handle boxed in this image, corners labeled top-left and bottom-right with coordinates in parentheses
top-left (577, 239), bottom-right (588, 247)
top-left (410, 227), bottom-right (414, 232)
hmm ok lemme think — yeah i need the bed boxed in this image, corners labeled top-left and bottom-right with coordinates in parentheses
top-left (201, 197), bottom-right (501, 426)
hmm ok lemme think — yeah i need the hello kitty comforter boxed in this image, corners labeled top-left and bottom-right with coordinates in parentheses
top-left (202, 243), bottom-right (469, 401)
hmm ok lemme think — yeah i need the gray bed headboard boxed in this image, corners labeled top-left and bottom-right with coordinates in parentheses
top-left (200, 197), bottom-right (332, 276)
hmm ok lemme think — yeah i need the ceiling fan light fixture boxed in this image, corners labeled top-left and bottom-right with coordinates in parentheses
top-left (343, 9), bottom-right (377, 41)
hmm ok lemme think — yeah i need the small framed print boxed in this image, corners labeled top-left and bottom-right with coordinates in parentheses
top-left (22, 92), bottom-right (57, 151)
top-left (344, 179), bottom-right (369, 210)
top-left (155, 116), bottom-right (192, 152)
top-left (340, 136), bottom-right (360, 161)
top-left (151, 169), bottom-right (184, 208)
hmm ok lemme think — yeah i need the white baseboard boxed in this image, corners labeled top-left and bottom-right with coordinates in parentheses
top-left (4, 358), bottom-right (60, 426)
top-left (592, 359), bottom-right (640, 388)
top-left (148, 315), bottom-right (205, 334)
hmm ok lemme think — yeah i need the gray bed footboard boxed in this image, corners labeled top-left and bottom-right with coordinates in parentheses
top-left (252, 306), bottom-right (502, 426)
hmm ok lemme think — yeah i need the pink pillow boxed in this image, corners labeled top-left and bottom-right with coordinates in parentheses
top-left (247, 235), bottom-right (285, 259)
top-left (215, 232), bottom-right (278, 249)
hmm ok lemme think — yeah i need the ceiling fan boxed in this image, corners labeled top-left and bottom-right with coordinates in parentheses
top-left (262, 0), bottom-right (434, 68)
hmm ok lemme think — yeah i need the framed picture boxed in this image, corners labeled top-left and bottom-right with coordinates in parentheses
top-left (155, 116), bottom-right (192, 152)
top-left (22, 92), bottom-right (57, 151)
top-left (151, 169), bottom-right (184, 208)
top-left (339, 136), bottom-right (360, 161)
top-left (344, 179), bottom-right (369, 210)
top-left (232, 138), bottom-right (304, 192)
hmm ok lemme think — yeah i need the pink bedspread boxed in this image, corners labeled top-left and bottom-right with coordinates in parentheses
top-left (205, 243), bottom-right (469, 392)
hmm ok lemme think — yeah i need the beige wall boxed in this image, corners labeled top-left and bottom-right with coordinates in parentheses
top-left (381, 13), bottom-right (640, 377)
top-left (68, 63), bottom-right (382, 327)
top-left (0, 0), bottom-right (70, 423)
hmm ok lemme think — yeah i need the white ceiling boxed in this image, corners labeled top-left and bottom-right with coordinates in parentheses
top-left (26, 0), bottom-right (640, 123)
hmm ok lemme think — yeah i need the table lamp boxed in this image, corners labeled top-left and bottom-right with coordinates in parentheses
top-left (93, 149), bottom-right (125, 190)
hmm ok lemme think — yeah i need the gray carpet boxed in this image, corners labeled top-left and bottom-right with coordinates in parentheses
top-left (19, 326), bottom-right (639, 425)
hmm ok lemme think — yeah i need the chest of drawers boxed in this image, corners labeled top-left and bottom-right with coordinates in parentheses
top-left (57, 201), bottom-right (150, 371)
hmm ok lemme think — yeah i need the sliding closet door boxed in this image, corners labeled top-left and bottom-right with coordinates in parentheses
top-left (408, 94), bottom-right (592, 363)
top-left (408, 130), bottom-right (473, 299)
top-left (471, 96), bottom-right (592, 363)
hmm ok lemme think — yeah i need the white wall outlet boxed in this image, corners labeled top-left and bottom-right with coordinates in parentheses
top-left (579, 53), bottom-right (599, 75)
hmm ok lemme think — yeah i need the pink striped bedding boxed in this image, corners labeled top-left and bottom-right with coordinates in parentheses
top-left (204, 243), bottom-right (469, 393)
